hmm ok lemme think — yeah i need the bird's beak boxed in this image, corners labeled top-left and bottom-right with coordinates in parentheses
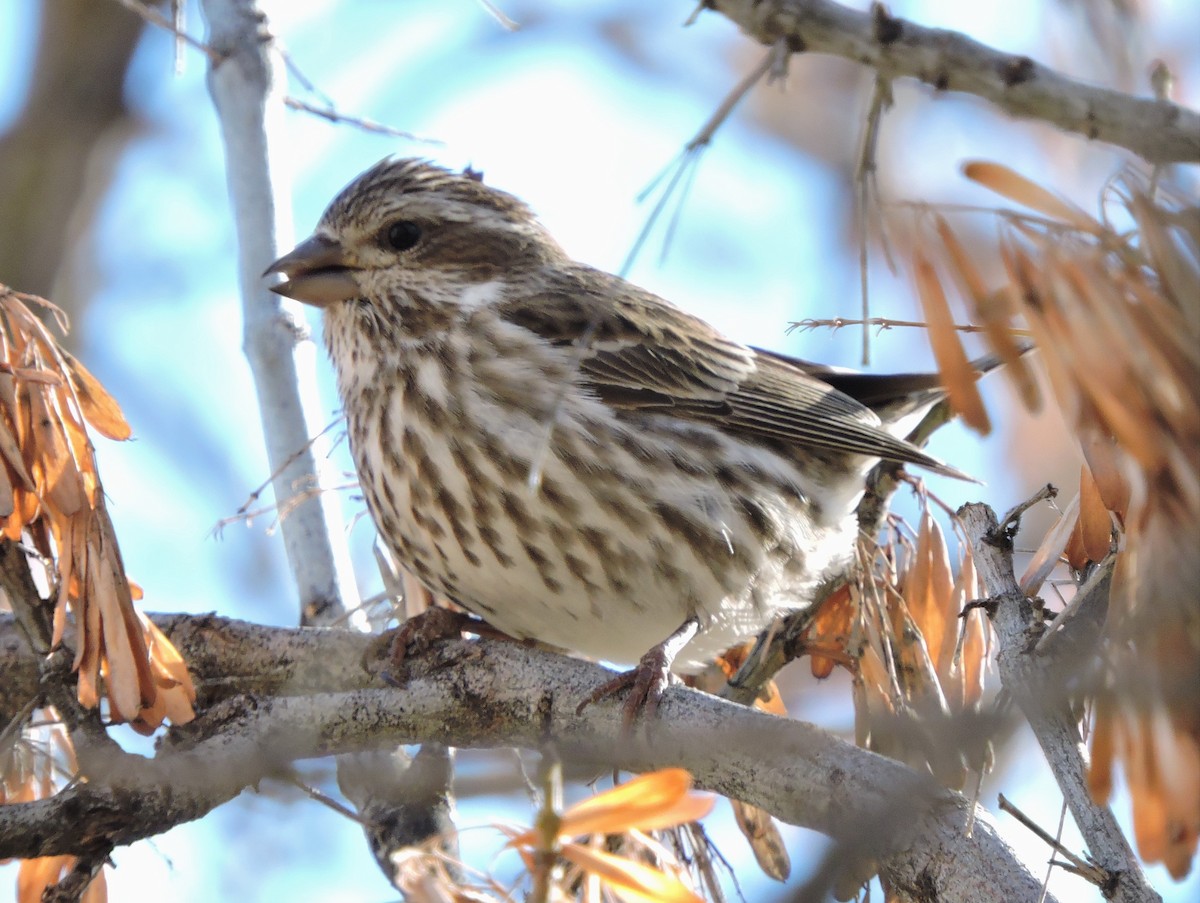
top-left (264, 234), bottom-right (360, 307)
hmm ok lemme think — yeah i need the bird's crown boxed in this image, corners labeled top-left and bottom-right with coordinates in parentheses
top-left (321, 158), bottom-right (536, 233)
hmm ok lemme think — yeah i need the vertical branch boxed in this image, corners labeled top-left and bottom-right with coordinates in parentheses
top-left (200, 0), bottom-right (359, 625)
top-left (198, 10), bottom-right (451, 893)
top-left (959, 502), bottom-right (1159, 903)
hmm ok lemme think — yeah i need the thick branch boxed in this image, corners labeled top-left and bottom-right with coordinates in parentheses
top-left (0, 616), bottom-right (1051, 902)
top-left (959, 502), bottom-right (1158, 903)
top-left (706, 0), bottom-right (1199, 164)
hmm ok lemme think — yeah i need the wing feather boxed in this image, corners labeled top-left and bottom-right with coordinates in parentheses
top-left (496, 266), bottom-right (963, 476)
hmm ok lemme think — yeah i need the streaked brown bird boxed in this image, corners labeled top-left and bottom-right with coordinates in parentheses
top-left (267, 158), bottom-right (968, 720)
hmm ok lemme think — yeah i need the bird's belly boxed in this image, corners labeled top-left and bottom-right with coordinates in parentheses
top-left (349, 382), bottom-right (858, 672)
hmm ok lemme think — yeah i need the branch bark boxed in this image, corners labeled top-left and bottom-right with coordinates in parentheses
top-left (959, 502), bottom-right (1159, 903)
top-left (0, 612), bottom-right (1053, 902)
top-left (705, 0), bottom-right (1199, 164)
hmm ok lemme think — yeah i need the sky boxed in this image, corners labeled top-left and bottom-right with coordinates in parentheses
top-left (0, 0), bottom-right (1197, 901)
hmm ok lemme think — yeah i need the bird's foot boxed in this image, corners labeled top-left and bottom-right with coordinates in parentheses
top-left (375, 608), bottom-right (479, 685)
top-left (576, 616), bottom-right (700, 734)
top-left (392, 607), bottom-right (478, 663)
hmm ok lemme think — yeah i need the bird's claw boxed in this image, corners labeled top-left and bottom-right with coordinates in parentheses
top-left (577, 643), bottom-right (676, 735)
top-left (381, 608), bottom-right (476, 685)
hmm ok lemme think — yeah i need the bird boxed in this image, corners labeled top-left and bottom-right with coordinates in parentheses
top-left (266, 158), bottom-right (972, 722)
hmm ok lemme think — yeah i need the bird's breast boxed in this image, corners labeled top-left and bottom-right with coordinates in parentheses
top-left (333, 318), bottom-right (860, 669)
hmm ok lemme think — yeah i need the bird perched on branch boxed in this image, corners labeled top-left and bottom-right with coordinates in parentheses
top-left (267, 158), bottom-right (971, 724)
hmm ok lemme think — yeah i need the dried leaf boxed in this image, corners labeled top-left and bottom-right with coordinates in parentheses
top-left (962, 161), bottom-right (1101, 233)
top-left (1128, 713), bottom-right (1169, 865)
top-left (52, 518), bottom-right (76, 649)
top-left (94, 514), bottom-right (154, 720)
top-left (63, 351), bottom-right (132, 441)
top-left (1019, 493), bottom-right (1080, 594)
top-left (26, 386), bottom-right (86, 517)
top-left (858, 643), bottom-right (895, 718)
top-left (559, 842), bottom-right (703, 903)
top-left (1089, 697), bottom-right (1116, 801)
top-left (1078, 464), bottom-right (1114, 563)
top-left (552, 770), bottom-right (713, 839)
top-left (731, 799), bottom-right (791, 881)
top-left (910, 510), bottom-right (956, 678)
top-left (505, 770), bottom-right (712, 851)
top-left (143, 615), bottom-right (196, 724)
top-left (935, 216), bottom-right (1041, 410)
top-left (1129, 193), bottom-right (1200, 312)
top-left (1062, 513), bottom-right (1089, 571)
top-left (74, 530), bottom-right (102, 709)
top-left (913, 253), bottom-right (990, 434)
top-left (1079, 431), bottom-right (1130, 521)
top-left (807, 584), bottom-right (854, 678)
top-left (0, 415), bottom-right (35, 491)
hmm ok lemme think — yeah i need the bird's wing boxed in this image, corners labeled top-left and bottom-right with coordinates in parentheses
top-left (496, 266), bottom-right (960, 475)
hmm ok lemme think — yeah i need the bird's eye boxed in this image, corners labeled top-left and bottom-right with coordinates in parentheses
top-left (384, 220), bottom-right (421, 252)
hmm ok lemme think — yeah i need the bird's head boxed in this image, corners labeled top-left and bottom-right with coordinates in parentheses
top-left (265, 158), bottom-right (563, 308)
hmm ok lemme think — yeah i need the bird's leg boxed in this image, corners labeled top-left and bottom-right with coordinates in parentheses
top-left (577, 615), bottom-right (701, 733)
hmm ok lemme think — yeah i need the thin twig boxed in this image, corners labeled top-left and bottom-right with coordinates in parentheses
top-left (999, 483), bottom-right (1057, 532)
top-left (230, 417), bottom-right (345, 519)
top-left (621, 45), bottom-right (776, 275)
top-left (279, 49), bottom-right (337, 108)
top-left (282, 772), bottom-right (365, 823)
top-left (211, 480), bottom-right (359, 538)
top-left (477, 0), bottom-right (520, 31)
top-left (788, 316), bottom-right (1032, 336)
top-left (854, 73), bottom-right (894, 366)
top-left (961, 503), bottom-right (1155, 903)
top-left (112, 0), bottom-right (219, 61)
top-left (998, 794), bottom-right (1108, 887)
top-left (171, 0), bottom-right (186, 75)
top-left (705, 0), bottom-right (1199, 164)
top-left (282, 97), bottom-right (441, 143)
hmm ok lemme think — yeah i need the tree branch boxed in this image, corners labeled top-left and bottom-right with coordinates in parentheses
top-left (0, 613), bottom-right (1054, 901)
top-left (959, 502), bottom-right (1159, 903)
top-left (200, 0), bottom-right (360, 624)
top-left (705, 0), bottom-right (1199, 164)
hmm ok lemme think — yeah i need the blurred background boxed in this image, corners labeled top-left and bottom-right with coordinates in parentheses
top-left (0, 0), bottom-right (1196, 900)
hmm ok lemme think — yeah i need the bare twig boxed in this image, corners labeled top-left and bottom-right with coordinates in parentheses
top-left (621, 45), bottom-right (777, 275)
top-left (114, 0), bottom-right (220, 61)
top-left (282, 771), bottom-right (366, 823)
top-left (999, 483), bottom-right (1058, 530)
top-left (282, 97), bottom-right (441, 143)
top-left (998, 793), bottom-right (1109, 887)
top-left (115, 0), bottom-right (431, 142)
top-left (200, 0), bottom-right (360, 628)
top-left (854, 70), bottom-right (895, 365)
top-left (788, 315), bottom-right (1032, 336)
top-left (477, 0), bottom-right (520, 31)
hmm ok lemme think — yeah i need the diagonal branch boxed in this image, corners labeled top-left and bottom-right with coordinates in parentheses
top-left (704, 0), bottom-right (1199, 164)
